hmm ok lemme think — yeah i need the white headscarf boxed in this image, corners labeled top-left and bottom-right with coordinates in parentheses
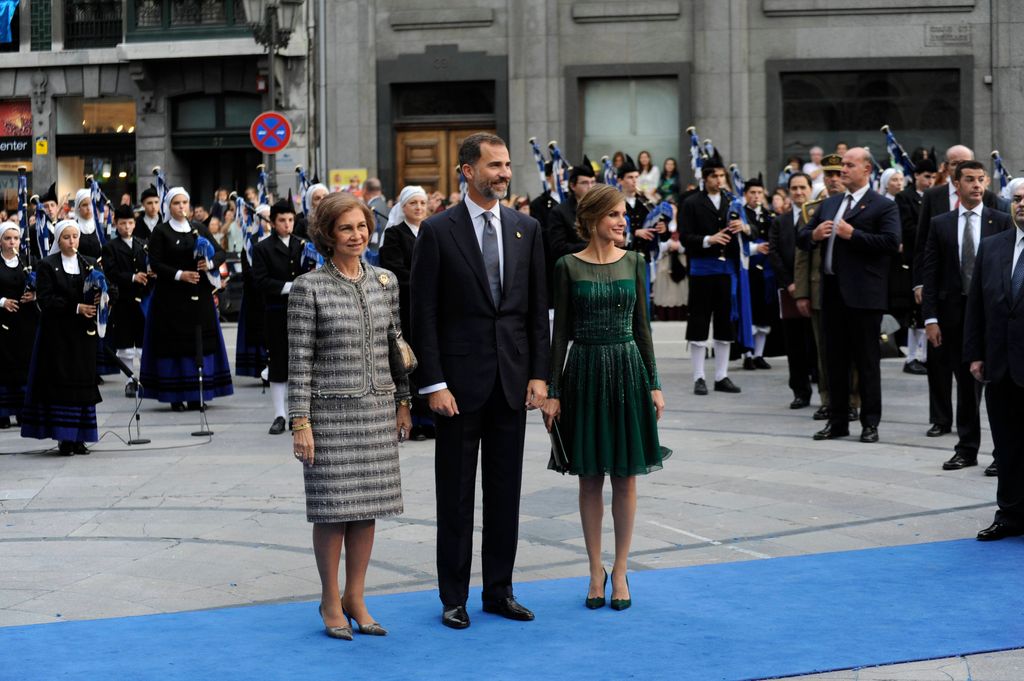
top-left (302, 183), bottom-right (328, 215)
top-left (879, 168), bottom-right (903, 200)
top-left (0, 221), bottom-right (19, 237)
top-left (163, 187), bottom-right (189, 223)
top-left (74, 189), bottom-right (97, 234)
top-left (49, 219), bottom-right (80, 255)
top-left (385, 185), bottom-right (429, 230)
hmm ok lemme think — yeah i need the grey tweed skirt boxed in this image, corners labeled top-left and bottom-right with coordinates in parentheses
top-left (303, 393), bottom-right (404, 523)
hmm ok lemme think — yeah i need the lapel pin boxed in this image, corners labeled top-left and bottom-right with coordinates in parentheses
top-left (378, 273), bottom-right (390, 285)
top-left (515, 231), bottom-right (522, 239)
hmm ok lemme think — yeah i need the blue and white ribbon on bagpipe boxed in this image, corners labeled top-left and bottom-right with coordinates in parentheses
top-left (193, 234), bottom-right (222, 289)
top-left (991, 150), bottom-right (1013, 200)
top-left (300, 239), bottom-right (324, 273)
top-left (257, 164), bottom-right (269, 206)
top-left (547, 140), bottom-right (569, 202)
top-left (22, 266), bottom-right (36, 295)
top-left (153, 166), bottom-right (169, 222)
top-left (17, 168), bottom-right (30, 259)
top-left (456, 165), bottom-right (468, 199)
top-left (687, 126), bottom-right (705, 186)
top-left (708, 189), bottom-right (754, 352)
top-left (34, 201), bottom-right (52, 256)
top-left (528, 138), bottom-right (551, 195)
top-left (83, 266), bottom-right (110, 338)
top-left (729, 164), bottom-right (746, 195)
top-left (881, 125), bottom-right (916, 178)
top-left (239, 194), bottom-right (266, 265)
top-left (601, 155), bottom-right (620, 189)
top-left (295, 166), bottom-right (311, 205)
top-left (88, 176), bottom-right (110, 245)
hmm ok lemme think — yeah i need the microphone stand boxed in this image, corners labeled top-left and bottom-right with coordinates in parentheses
top-left (103, 344), bottom-right (150, 445)
top-left (192, 324), bottom-right (213, 437)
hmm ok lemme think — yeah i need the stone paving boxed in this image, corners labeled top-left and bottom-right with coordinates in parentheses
top-left (1, 322), bottom-right (1020, 680)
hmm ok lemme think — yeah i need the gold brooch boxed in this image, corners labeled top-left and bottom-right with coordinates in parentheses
top-left (515, 231), bottom-right (522, 239)
top-left (378, 273), bottom-right (390, 285)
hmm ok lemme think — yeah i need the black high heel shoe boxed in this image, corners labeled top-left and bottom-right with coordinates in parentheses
top-left (585, 569), bottom-right (607, 609)
top-left (319, 604), bottom-right (353, 640)
top-left (610, 572), bottom-right (631, 611)
top-left (343, 606), bottom-right (388, 636)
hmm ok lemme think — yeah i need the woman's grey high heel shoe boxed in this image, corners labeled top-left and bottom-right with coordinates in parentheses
top-left (319, 604), bottom-right (353, 640)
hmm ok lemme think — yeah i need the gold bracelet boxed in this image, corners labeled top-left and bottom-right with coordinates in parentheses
top-left (396, 398), bottom-right (411, 408)
top-left (292, 422), bottom-right (311, 432)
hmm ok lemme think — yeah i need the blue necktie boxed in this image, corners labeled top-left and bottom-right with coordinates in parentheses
top-left (1012, 243), bottom-right (1024, 299)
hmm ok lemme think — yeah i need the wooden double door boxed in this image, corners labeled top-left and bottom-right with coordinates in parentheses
top-left (395, 127), bottom-right (496, 196)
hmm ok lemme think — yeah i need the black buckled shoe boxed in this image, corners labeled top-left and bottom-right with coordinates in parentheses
top-left (482, 597), bottom-right (535, 621)
top-left (742, 357), bottom-right (756, 371)
top-left (693, 378), bottom-right (708, 396)
top-left (268, 416), bottom-right (286, 435)
top-left (441, 605), bottom-right (470, 629)
top-left (714, 377), bottom-right (741, 393)
top-left (859, 426), bottom-right (879, 443)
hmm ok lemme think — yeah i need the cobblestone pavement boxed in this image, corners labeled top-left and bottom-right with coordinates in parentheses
top-left (1, 322), bottom-right (1018, 680)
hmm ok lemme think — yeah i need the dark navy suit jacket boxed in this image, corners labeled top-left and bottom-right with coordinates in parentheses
top-left (796, 187), bottom-right (901, 310)
top-left (410, 201), bottom-right (550, 412)
top-left (964, 227), bottom-right (1024, 386)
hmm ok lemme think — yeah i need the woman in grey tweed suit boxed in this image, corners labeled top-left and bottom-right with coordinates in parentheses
top-left (289, 192), bottom-right (413, 640)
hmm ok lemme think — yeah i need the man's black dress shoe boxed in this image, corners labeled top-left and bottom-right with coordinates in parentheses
top-left (441, 605), bottom-right (470, 629)
top-left (742, 357), bottom-right (756, 371)
top-left (859, 426), bottom-right (879, 443)
top-left (170, 402), bottom-right (186, 412)
top-left (268, 416), bottom-right (286, 435)
top-left (848, 407), bottom-right (859, 421)
top-left (753, 357), bottom-right (771, 370)
top-left (942, 453), bottom-right (977, 470)
top-left (926, 424), bottom-right (952, 438)
top-left (790, 396), bottom-right (811, 409)
top-left (714, 377), bottom-right (741, 393)
top-left (693, 378), bottom-right (708, 396)
top-left (482, 597), bottom-right (535, 621)
top-left (813, 424), bottom-right (849, 440)
top-left (977, 522), bottom-right (1024, 541)
top-left (985, 460), bottom-right (998, 477)
top-left (813, 406), bottom-right (830, 421)
top-left (902, 359), bottom-right (927, 375)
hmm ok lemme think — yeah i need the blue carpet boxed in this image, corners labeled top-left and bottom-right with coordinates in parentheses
top-left (3, 539), bottom-right (1024, 681)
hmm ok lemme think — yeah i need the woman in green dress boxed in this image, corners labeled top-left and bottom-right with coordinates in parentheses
top-left (542, 183), bottom-right (670, 612)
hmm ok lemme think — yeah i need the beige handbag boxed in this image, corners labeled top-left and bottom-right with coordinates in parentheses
top-left (379, 273), bottom-right (418, 375)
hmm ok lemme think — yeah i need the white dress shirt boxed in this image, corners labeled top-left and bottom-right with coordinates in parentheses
top-left (420, 196), bottom-right (505, 397)
top-left (700, 193), bottom-right (725, 249)
top-left (948, 180), bottom-right (959, 211)
top-left (924, 204), bottom-right (982, 326)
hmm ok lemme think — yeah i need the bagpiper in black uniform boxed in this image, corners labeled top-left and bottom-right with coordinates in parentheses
top-left (21, 220), bottom-right (107, 455)
top-left (135, 185), bottom-right (162, 242)
top-left (740, 174), bottom-right (778, 370)
top-left (544, 156), bottom-right (595, 307)
top-left (528, 162), bottom-right (561, 233)
top-left (73, 188), bottom-right (120, 379)
top-left (235, 203), bottom-right (270, 380)
top-left (139, 187), bottom-right (233, 411)
top-left (251, 199), bottom-right (306, 435)
top-left (0, 221), bottom-right (39, 428)
top-left (102, 205), bottom-right (153, 397)
top-left (293, 179), bottom-right (327, 240)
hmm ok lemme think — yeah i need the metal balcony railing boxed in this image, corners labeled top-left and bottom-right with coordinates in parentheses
top-left (128, 0), bottom-right (249, 41)
top-left (64, 0), bottom-right (123, 49)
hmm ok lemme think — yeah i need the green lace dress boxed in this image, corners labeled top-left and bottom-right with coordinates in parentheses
top-left (549, 250), bottom-right (671, 477)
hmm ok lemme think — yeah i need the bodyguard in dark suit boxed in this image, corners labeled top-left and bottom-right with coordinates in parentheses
top-left (252, 199), bottom-right (305, 435)
top-left (410, 133), bottom-right (549, 629)
top-left (922, 161), bottom-right (1012, 472)
top-left (798, 148), bottom-right (900, 442)
top-left (963, 198), bottom-right (1024, 541)
top-left (769, 172), bottom-right (814, 407)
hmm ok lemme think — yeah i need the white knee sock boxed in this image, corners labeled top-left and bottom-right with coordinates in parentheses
top-left (753, 331), bottom-right (767, 358)
top-left (270, 382), bottom-right (287, 419)
top-left (714, 340), bottom-right (731, 381)
top-left (904, 328), bottom-right (918, 364)
top-left (691, 344), bottom-right (706, 381)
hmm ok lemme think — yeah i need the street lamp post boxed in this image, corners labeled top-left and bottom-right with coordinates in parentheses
top-left (242, 0), bottom-right (303, 198)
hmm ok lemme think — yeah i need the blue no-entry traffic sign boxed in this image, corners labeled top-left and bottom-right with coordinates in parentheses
top-left (250, 111), bottom-right (292, 154)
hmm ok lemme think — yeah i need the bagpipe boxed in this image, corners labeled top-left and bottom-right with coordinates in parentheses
top-left (991, 150), bottom-right (1013, 200)
top-left (85, 174), bottom-right (114, 244)
top-left (547, 140), bottom-right (570, 202)
top-left (300, 238), bottom-right (324, 273)
top-left (17, 166), bottom-right (30, 259)
top-left (295, 165), bottom-right (311, 213)
top-left (601, 155), bottom-right (620, 189)
top-left (721, 187), bottom-right (755, 352)
top-left (153, 166), bottom-right (169, 222)
top-left (257, 164), bottom-right (270, 206)
top-left (83, 262), bottom-right (110, 338)
top-left (229, 190), bottom-right (270, 265)
top-left (687, 126), bottom-right (706, 187)
top-left (192, 230), bottom-right (222, 290)
top-left (528, 138), bottom-right (551, 196)
top-left (881, 125), bottom-right (916, 177)
top-left (28, 193), bottom-right (52, 257)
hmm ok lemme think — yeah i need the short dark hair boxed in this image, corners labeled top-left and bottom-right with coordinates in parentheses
top-left (458, 133), bottom-right (507, 169)
top-left (701, 163), bottom-right (724, 179)
top-left (309, 192), bottom-right (375, 258)
top-left (954, 160), bottom-right (985, 181)
top-left (788, 172), bottom-right (813, 189)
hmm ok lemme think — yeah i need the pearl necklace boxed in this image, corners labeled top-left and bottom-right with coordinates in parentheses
top-left (332, 259), bottom-right (363, 282)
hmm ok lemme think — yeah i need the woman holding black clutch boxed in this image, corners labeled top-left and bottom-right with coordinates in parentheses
top-left (542, 183), bottom-right (670, 612)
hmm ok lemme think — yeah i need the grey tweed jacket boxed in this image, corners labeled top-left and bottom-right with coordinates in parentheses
top-left (287, 263), bottom-right (412, 419)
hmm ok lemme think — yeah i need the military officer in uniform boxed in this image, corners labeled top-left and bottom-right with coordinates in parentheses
top-left (252, 198), bottom-right (307, 434)
top-left (793, 153), bottom-right (860, 422)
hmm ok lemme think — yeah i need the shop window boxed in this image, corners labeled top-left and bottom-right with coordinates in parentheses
top-left (780, 69), bottom-right (961, 162)
top-left (582, 77), bottom-right (679, 163)
top-left (57, 98), bottom-right (137, 135)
